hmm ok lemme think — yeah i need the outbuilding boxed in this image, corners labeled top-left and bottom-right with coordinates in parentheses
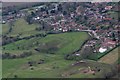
top-left (99, 47), bottom-right (107, 53)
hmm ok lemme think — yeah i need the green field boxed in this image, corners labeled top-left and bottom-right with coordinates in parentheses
top-left (2, 18), bottom-right (42, 37)
top-left (3, 32), bottom-right (89, 54)
top-left (0, 59), bottom-right (2, 79)
top-left (61, 60), bottom-right (115, 78)
top-left (2, 21), bottom-right (117, 78)
top-left (87, 46), bottom-right (119, 61)
top-left (2, 23), bottom-right (10, 35)
top-left (108, 11), bottom-right (119, 20)
top-left (2, 54), bottom-right (74, 78)
top-left (98, 47), bottom-right (119, 64)
top-left (2, 15), bottom-right (118, 78)
top-left (3, 32), bottom-right (91, 78)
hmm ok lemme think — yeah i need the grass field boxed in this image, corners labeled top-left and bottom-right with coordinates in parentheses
top-left (2, 23), bottom-right (9, 34)
top-left (98, 47), bottom-right (119, 64)
top-left (3, 56), bottom-right (114, 78)
top-left (2, 18), bottom-right (41, 37)
top-left (8, 18), bottom-right (39, 37)
top-left (0, 59), bottom-right (2, 78)
top-left (118, 58), bottom-right (120, 64)
top-left (62, 60), bottom-right (115, 78)
top-left (87, 47), bottom-right (119, 61)
top-left (3, 32), bottom-right (89, 54)
top-left (2, 32), bottom-right (90, 78)
top-left (0, 24), bottom-right (2, 35)
top-left (108, 11), bottom-right (119, 20)
top-left (2, 17), bottom-right (118, 78)
top-left (2, 3), bottom-right (119, 78)
top-left (2, 54), bottom-right (73, 78)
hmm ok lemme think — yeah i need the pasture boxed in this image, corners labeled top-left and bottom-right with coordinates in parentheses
top-left (2, 32), bottom-right (90, 78)
top-left (2, 17), bottom-right (118, 78)
top-left (61, 60), bottom-right (116, 78)
top-left (3, 32), bottom-right (89, 54)
top-left (2, 18), bottom-right (41, 37)
top-left (2, 23), bottom-right (10, 35)
top-left (7, 18), bottom-right (40, 37)
top-left (3, 56), bottom-right (115, 78)
top-left (3, 54), bottom-right (74, 78)
top-left (1, 2), bottom-right (119, 78)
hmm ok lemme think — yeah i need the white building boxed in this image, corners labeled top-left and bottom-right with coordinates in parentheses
top-left (99, 47), bottom-right (107, 53)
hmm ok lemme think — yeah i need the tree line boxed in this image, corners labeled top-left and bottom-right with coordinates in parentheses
top-left (2, 33), bottom-right (47, 46)
top-left (2, 51), bottom-right (33, 59)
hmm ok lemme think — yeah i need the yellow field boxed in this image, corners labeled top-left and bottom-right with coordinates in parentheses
top-left (98, 47), bottom-right (119, 64)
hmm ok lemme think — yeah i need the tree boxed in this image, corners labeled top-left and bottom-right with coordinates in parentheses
top-left (35, 26), bottom-right (42, 31)
top-left (14, 75), bottom-right (18, 78)
top-left (57, 4), bottom-right (63, 11)
top-left (81, 46), bottom-right (94, 59)
top-left (25, 15), bottom-right (33, 24)
top-left (8, 20), bottom-right (14, 33)
top-left (2, 53), bottom-right (10, 59)
top-left (28, 61), bottom-right (34, 66)
top-left (63, 11), bottom-right (67, 15)
top-left (30, 67), bottom-right (34, 70)
top-left (31, 11), bottom-right (36, 17)
top-left (111, 32), bottom-right (116, 41)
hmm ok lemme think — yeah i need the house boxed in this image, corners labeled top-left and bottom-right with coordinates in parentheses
top-left (99, 47), bottom-right (107, 53)
top-left (75, 54), bottom-right (80, 56)
top-left (103, 17), bottom-right (112, 21)
top-left (62, 28), bottom-right (68, 32)
top-left (105, 6), bottom-right (113, 10)
top-left (2, 20), bottom-right (6, 24)
top-left (102, 38), bottom-right (116, 49)
top-left (34, 17), bottom-right (40, 20)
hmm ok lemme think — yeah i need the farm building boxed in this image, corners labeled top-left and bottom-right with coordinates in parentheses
top-left (99, 47), bottom-right (107, 53)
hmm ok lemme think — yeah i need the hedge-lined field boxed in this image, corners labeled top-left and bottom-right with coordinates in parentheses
top-left (98, 47), bottom-right (119, 64)
top-left (3, 32), bottom-right (90, 78)
top-left (2, 18), bottom-right (41, 37)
